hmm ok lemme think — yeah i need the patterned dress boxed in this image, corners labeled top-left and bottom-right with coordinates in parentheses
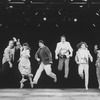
top-left (18, 49), bottom-right (31, 75)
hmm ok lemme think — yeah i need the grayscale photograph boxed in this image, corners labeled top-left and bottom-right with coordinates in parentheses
top-left (0, 0), bottom-right (100, 100)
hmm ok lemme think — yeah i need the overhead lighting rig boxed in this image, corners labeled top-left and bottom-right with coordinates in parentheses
top-left (8, 0), bottom-right (25, 4)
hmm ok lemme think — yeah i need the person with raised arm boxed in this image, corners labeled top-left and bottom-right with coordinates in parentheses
top-left (18, 42), bottom-right (33, 88)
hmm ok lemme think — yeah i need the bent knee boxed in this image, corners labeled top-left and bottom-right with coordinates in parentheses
top-left (45, 71), bottom-right (51, 76)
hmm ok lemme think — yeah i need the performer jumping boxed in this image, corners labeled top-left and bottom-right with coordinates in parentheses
top-left (2, 37), bottom-right (17, 68)
top-left (2, 37), bottom-right (22, 87)
top-left (75, 42), bottom-right (93, 90)
top-left (18, 42), bottom-right (33, 88)
top-left (55, 35), bottom-right (73, 78)
top-left (94, 45), bottom-right (100, 89)
top-left (33, 40), bottom-right (57, 85)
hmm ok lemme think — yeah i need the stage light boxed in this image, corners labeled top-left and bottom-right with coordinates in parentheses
top-left (9, 6), bottom-right (13, 8)
top-left (58, 8), bottom-right (63, 16)
top-left (93, 24), bottom-right (96, 27)
top-left (96, 13), bottom-right (99, 16)
top-left (68, 18), bottom-right (71, 21)
top-left (96, 9), bottom-right (100, 16)
top-left (56, 24), bottom-right (59, 27)
top-left (83, 0), bottom-right (87, 1)
top-left (8, 0), bottom-right (25, 4)
top-left (43, 17), bottom-right (47, 21)
top-left (58, 11), bottom-right (61, 15)
top-left (74, 18), bottom-right (77, 22)
top-left (37, 24), bottom-right (40, 27)
top-left (30, 1), bottom-right (32, 3)
top-left (35, 12), bottom-right (38, 15)
top-left (0, 24), bottom-right (2, 27)
top-left (80, 5), bottom-right (83, 8)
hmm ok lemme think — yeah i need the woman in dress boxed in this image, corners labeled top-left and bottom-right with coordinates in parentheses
top-left (18, 42), bottom-right (33, 88)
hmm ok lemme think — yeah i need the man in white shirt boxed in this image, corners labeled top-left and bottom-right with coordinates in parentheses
top-left (55, 35), bottom-right (73, 78)
top-left (75, 42), bottom-right (93, 90)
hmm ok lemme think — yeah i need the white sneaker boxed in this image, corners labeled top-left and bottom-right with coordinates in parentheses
top-left (20, 83), bottom-right (24, 89)
top-left (30, 82), bottom-right (34, 88)
top-left (54, 76), bottom-right (57, 82)
top-left (85, 87), bottom-right (88, 90)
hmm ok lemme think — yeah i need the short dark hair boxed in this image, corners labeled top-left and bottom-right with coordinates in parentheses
top-left (9, 40), bottom-right (14, 43)
top-left (38, 40), bottom-right (44, 44)
top-left (61, 35), bottom-right (66, 38)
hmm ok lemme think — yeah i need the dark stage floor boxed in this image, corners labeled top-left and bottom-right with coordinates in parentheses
top-left (0, 89), bottom-right (100, 100)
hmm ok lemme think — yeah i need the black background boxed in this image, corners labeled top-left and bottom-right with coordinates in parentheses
top-left (0, 0), bottom-right (100, 89)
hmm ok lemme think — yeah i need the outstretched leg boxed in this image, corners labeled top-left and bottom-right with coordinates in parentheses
top-left (44, 64), bottom-right (57, 82)
top-left (33, 62), bottom-right (44, 84)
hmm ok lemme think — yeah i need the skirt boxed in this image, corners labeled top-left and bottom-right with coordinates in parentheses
top-left (18, 57), bottom-right (31, 76)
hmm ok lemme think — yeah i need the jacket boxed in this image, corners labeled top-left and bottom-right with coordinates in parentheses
top-left (35, 46), bottom-right (52, 65)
